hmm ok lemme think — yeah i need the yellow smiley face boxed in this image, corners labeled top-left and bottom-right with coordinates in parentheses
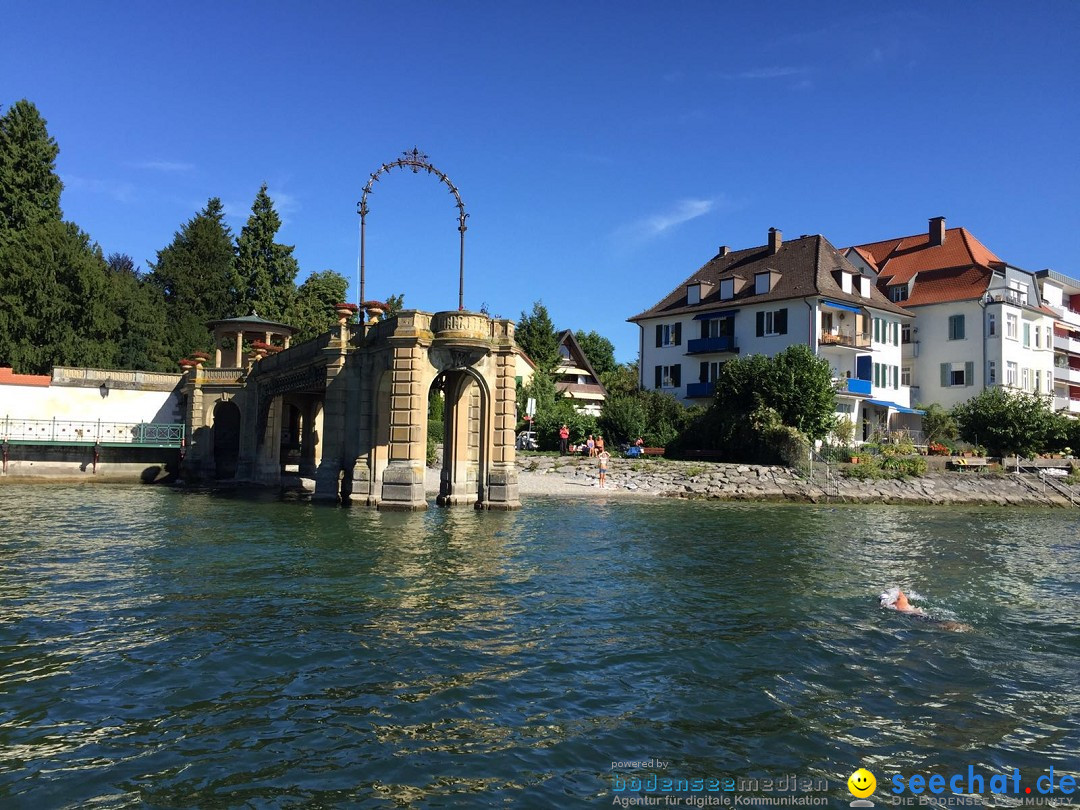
top-left (848, 768), bottom-right (876, 798)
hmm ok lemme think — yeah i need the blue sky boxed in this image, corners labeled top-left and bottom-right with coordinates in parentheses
top-left (3, 1), bottom-right (1078, 362)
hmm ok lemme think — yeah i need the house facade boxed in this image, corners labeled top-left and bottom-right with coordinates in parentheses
top-left (629, 229), bottom-right (916, 438)
top-left (847, 218), bottom-right (1057, 410)
top-left (1035, 269), bottom-right (1080, 416)
top-left (552, 330), bottom-right (607, 416)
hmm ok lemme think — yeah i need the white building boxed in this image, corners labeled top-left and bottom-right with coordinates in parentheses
top-left (847, 218), bottom-right (1057, 410)
top-left (1035, 269), bottom-right (1080, 416)
top-left (628, 229), bottom-right (917, 438)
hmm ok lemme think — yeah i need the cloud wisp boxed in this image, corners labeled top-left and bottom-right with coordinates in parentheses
top-left (131, 159), bottom-right (195, 173)
top-left (613, 197), bottom-right (717, 248)
top-left (718, 65), bottom-right (809, 80)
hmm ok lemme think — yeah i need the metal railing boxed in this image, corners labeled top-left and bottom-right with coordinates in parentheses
top-left (819, 331), bottom-right (871, 349)
top-left (1, 417), bottom-right (185, 447)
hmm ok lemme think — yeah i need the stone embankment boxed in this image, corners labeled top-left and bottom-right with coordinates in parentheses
top-left (516, 455), bottom-right (1080, 508)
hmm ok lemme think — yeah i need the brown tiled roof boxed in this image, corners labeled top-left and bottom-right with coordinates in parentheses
top-left (851, 227), bottom-right (1002, 285)
top-left (628, 234), bottom-right (911, 322)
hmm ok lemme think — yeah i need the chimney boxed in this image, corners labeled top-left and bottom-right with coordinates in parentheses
top-left (929, 216), bottom-right (946, 247)
top-left (768, 227), bottom-right (782, 255)
top-left (718, 245), bottom-right (730, 257)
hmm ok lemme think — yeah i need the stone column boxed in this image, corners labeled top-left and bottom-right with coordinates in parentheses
top-left (254, 395), bottom-right (283, 485)
top-left (484, 324), bottom-right (520, 510)
top-left (312, 338), bottom-right (354, 502)
top-left (234, 331), bottom-right (243, 368)
top-left (437, 372), bottom-right (477, 507)
top-left (299, 397), bottom-right (318, 477)
top-left (379, 342), bottom-right (427, 510)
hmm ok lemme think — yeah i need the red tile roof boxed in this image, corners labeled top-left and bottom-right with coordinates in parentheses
top-left (852, 227), bottom-right (1002, 285)
top-left (902, 265), bottom-right (993, 307)
top-left (0, 367), bottom-right (51, 387)
top-left (849, 226), bottom-right (1005, 307)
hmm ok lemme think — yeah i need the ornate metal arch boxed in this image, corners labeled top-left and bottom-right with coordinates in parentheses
top-left (357, 148), bottom-right (469, 312)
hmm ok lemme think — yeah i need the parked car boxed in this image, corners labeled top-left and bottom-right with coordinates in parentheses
top-left (515, 431), bottom-right (538, 451)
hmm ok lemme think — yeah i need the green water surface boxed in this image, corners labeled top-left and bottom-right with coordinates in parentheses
top-left (0, 487), bottom-right (1077, 807)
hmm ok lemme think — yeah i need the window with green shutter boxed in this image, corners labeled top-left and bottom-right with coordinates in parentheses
top-left (948, 314), bottom-right (965, 340)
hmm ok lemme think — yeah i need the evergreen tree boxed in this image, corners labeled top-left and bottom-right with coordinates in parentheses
top-left (106, 253), bottom-right (170, 371)
top-left (289, 270), bottom-right (348, 343)
top-left (234, 184), bottom-right (299, 322)
top-left (516, 301), bottom-right (559, 372)
top-left (0, 99), bottom-right (63, 235)
top-left (0, 221), bottom-right (118, 373)
top-left (148, 198), bottom-right (236, 361)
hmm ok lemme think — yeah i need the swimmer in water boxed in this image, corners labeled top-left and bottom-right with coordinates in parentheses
top-left (879, 587), bottom-right (971, 632)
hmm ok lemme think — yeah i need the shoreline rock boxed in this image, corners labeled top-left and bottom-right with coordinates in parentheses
top-left (514, 455), bottom-right (1080, 508)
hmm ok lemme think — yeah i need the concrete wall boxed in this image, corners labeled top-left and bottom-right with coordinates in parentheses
top-left (2, 383), bottom-right (182, 424)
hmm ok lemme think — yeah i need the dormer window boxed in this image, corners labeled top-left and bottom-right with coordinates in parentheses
top-left (859, 276), bottom-right (871, 298)
top-left (719, 278), bottom-right (735, 300)
top-left (755, 272), bottom-right (771, 295)
top-left (686, 280), bottom-right (713, 306)
top-left (889, 285), bottom-right (909, 302)
top-left (839, 272), bottom-right (852, 294)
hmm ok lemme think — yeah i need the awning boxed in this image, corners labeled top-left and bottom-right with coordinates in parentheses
top-left (693, 308), bottom-right (739, 320)
top-left (822, 299), bottom-right (863, 314)
top-left (866, 398), bottom-right (925, 415)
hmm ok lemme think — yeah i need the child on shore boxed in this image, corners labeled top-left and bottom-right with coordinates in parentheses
top-left (598, 449), bottom-right (610, 487)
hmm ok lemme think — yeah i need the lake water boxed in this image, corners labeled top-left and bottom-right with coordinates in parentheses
top-left (1, 486), bottom-right (1078, 808)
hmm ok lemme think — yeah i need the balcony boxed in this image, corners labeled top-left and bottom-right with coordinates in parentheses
top-left (1054, 396), bottom-right (1080, 414)
top-left (686, 381), bottom-right (716, 398)
top-left (1053, 365), bottom-right (1080, 384)
top-left (686, 335), bottom-right (738, 355)
top-left (986, 290), bottom-right (1029, 307)
top-left (1047, 305), bottom-right (1080, 328)
top-left (819, 331), bottom-right (871, 350)
top-left (835, 378), bottom-right (871, 396)
top-left (1054, 333), bottom-right (1080, 354)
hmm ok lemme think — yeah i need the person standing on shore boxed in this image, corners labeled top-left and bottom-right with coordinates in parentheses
top-left (559, 424), bottom-right (569, 456)
top-left (586, 435), bottom-right (596, 457)
top-left (598, 449), bottom-right (610, 487)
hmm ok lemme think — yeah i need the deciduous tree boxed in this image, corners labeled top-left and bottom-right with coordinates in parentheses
top-left (575, 330), bottom-right (617, 377)
top-left (953, 387), bottom-right (1063, 458)
top-left (289, 270), bottom-right (349, 343)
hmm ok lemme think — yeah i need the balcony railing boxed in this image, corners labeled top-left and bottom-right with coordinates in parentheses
top-left (819, 331), bottom-right (871, 349)
top-left (1054, 397), bottom-right (1080, 414)
top-left (1, 417), bottom-right (185, 447)
top-left (835, 378), bottom-right (871, 395)
top-left (1053, 334), bottom-right (1080, 355)
top-left (686, 381), bottom-right (716, 398)
top-left (686, 335), bottom-right (738, 355)
top-left (1053, 366), bottom-right (1080, 384)
top-left (986, 290), bottom-right (1029, 307)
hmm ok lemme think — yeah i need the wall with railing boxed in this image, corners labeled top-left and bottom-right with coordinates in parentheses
top-left (2, 370), bottom-right (183, 430)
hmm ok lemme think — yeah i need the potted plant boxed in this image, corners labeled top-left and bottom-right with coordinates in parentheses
top-left (333, 302), bottom-right (359, 324)
top-left (362, 300), bottom-right (387, 323)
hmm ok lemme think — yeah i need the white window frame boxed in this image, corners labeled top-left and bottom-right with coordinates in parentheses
top-left (988, 361), bottom-right (996, 385)
top-left (1006, 313), bottom-right (1019, 340)
top-left (1006, 361), bottom-right (1018, 386)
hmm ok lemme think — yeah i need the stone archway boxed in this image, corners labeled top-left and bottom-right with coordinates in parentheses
top-left (434, 368), bottom-right (490, 507)
top-left (212, 400), bottom-right (241, 479)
